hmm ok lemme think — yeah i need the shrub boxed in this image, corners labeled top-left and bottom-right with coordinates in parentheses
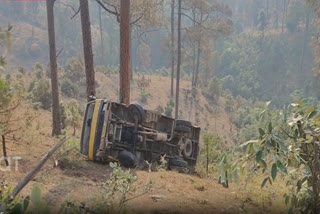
top-left (61, 79), bottom-right (78, 98)
top-left (155, 105), bottom-right (164, 114)
top-left (139, 91), bottom-right (151, 104)
top-left (196, 133), bottom-right (226, 177)
top-left (29, 79), bottom-right (52, 110)
top-left (164, 99), bottom-right (174, 117)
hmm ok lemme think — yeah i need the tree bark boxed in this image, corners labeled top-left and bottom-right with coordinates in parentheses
top-left (120, 0), bottom-right (131, 105)
top-left (175, 0), bottom-right (182, 120)
top-left (194, 39), bottom-right (201, 88)
top-left (99, 5), bottom-right (104, 64)
top-left (8, 137), bottom-right (66, 201)
top-left (2, 135), bottom-right (8, 166)
top-left (80, 0), bottom-right (96, 101)
top-left (170, 0), bottom-right (175, 97)
top-left (299, 10), bottom-right (310, 74)
top-left (46, 0), bottom-right (61, 136)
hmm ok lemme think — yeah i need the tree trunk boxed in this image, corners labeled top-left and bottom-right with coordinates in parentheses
top-left (170, 0), bottom-right (175, 97)
top-left (191, 7), bottom-right (196, 87)
top-left (46, 0), bottom-right (61, 136)
top-left (8, 137), bottom-right (66, 201)
top-left (2, 135), bottom-right (8, 166)
top-left (299, 10), bottom-right (310, 74)
top-left (80, 0), bottom-right (96, 101)
top-left (99, 5), bottom-right (104, 64)
top-left (119, 0), bottom-right (131, 105)
top-left (281, 0), bottom-right (286, 34)
top-left (193, 11), bottom-right (203, 88)
top-left (194, 39), bottom-right (201, 88)
top-left (175, 0), bottom-right (182, 120)
top-left (275, 0), bottom-right (279, 28)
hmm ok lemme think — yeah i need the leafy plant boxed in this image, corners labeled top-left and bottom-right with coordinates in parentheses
top-left (219, 99), bottom-right (320, 213)
top-left (139, 90), bottom-right (151, 104)
top-left (164, 99), bottom-right (175, 117)
top-left (61, 79), bottom-right (79, 98)
top-left (29, 78), bottom-right (52, 110)
top-left (196, 133), bottom-right (226, 178)
top-left (0, 181), bottom-right (48, 214)
top-left (103, 162), bottom-right (153, 211)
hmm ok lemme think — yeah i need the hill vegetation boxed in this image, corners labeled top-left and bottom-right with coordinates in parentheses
top-left (1, 0), bottom-right (320, 213)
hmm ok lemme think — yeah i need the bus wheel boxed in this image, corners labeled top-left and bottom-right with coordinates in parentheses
top-left (128, 104), bottom-right (145, 124)
top-left (117, 150), bottom-right (137, 168)
top-left (183, 139), bottom-right (193, 158)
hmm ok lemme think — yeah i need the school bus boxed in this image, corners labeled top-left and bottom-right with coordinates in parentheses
top-left (80, 98), bottom-right (201, 169)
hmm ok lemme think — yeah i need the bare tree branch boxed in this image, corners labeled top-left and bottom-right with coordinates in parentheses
top-left (130, 14), bottom-right (143, 25)
top-left (95, 0), bottom-right (120, 22)
top-left (58, 2), bottom-right (80, 19)
top-left (71, 6), bottom-right (80, 19)
top-left (56, 48), bottom-right (63, 59)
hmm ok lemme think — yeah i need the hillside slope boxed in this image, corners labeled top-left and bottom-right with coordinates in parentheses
top-left (95, 72), bottom-right (237, 145)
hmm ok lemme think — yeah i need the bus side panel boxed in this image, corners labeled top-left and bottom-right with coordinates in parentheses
top-left (80, 102), bottom-right (95, 156)
top-left (93, 102), bottom-right (106, 160)
top-left (88, 99), bottom-right (103, 160)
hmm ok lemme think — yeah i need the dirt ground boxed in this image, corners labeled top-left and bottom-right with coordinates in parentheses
top-left (2, 138), bottom-right (287, 214)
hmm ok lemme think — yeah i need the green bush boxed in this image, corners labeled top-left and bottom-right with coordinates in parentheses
top-left (196, 133), bottom-right (226, 178)
top-left (155, 105), bottom-right (164, 114)
top-left (139, 91), bottom-right (151, 104)
top-left (164, 99), bottom-right (174, 117)
top-left (29, 79), bottom-right (52, 110)
top-left (61, 79), bottom-right (78, 98)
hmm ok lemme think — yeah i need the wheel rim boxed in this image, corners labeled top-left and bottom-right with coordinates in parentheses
top-left (183, 139), bottom-right (193, 157)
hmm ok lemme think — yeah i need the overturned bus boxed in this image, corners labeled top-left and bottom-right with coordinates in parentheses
top-left (80, 98), bottom-right (201, 169)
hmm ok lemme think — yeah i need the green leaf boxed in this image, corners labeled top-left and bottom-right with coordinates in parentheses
top-left (259, 128), bottom-right (265, 137)
top-left (271, 163), bottom-right (277, 181)
top-left (276, 160), bottom-right (287, 174)
top-left (7, 24), bottom-right (13, 32)
top-left (307, 110), bottom-right (317, 119)
top-left (31, 186), bottom-right (41, 204)
top-left (268, 122), bottom-right (272, 133)
top-left (284, 193), bottom-right (290, 205)
top-left (297, 180), bottom-right (302, 192)
top-left (256, 150), bottom-right (263, 162)
top-left (11, 203), bottom-right (22, 214)
top-left (23, 196), bottom-right (30, 211)
top-left (245, 143), bottom-right (253, 155)
top-left (261, 176), bottom-right (269, 188)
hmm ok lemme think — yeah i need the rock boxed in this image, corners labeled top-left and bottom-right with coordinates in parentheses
top-left (150, 194), bottom-right (166, 202)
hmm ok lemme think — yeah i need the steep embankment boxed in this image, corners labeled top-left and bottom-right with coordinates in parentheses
top-left (95, 72), bottom-right (237, 145)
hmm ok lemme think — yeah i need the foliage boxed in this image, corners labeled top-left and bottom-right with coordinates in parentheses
top-left (139, 90), bottom-right (151, 104)
top-left (64, 57), bottom-right (85, 83)
top-left (196, 133), bottom-right (225, 177)
top-left (28, 78), bottom-right (52, 110)
top-left (164, 99), bottom-right (174, 117)
top-left (220, 99), bottom-right (320, 213)
top-left (216, 28), bottom-right (313, 106)
top-left (154, 105), bottom-right (164, 114)
top-left (103, 162), bottom-right (153, 211)
top-left (0, 182), bottom-right (48, 214)
top-left (65, 100), bottom-right (82, 136)
top-left (61, 79), bottom-right (79, 98)
top-left (202, 76), bottom-right (222, 101)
